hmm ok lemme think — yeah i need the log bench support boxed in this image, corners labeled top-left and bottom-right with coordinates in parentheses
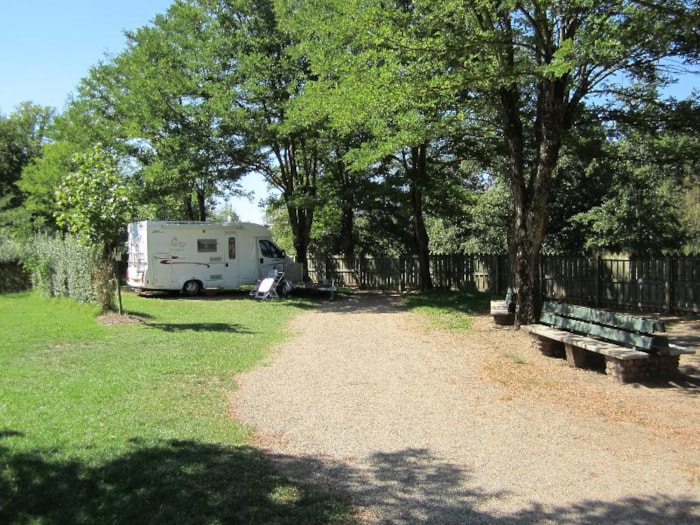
top-left (490, 300), bottom-right (514, 326)
top-left (522, 303), bottom-right (695, 383)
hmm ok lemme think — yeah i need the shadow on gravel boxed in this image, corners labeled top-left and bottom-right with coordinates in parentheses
top-left (268, 448), bottom-right (700, 524)
top-left (313, 292), bottom-right (408, 315)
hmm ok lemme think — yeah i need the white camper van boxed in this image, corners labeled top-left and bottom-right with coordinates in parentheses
top-left (126, 220), bottom-right (298, 296)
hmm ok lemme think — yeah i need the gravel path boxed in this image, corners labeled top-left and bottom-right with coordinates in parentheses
top-left (232, 293), bottom-right (700, 524)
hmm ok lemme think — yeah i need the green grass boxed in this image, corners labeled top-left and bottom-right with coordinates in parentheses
top-left (402, 289), bottom-right (492, 331)
top-left (0, 291), bottom-right (354, 524)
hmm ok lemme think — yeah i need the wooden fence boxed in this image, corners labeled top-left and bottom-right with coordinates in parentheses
top-left (308, 254), bottom-right (700, 314)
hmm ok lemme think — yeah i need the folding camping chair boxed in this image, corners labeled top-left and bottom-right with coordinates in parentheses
top-left (252, 270), bottom-right (285, 301)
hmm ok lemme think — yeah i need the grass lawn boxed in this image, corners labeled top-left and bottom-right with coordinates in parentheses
top-left (0, 291), bottom-right (353, 524)
top-left (402, 289), bottom-right (492, 331)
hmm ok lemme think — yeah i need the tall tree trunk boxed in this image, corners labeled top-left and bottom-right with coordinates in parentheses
top-left (288, 204), bottom-right (313, 281)
top-left (501, 78), bottom-right (568, 326)
top-left (408, 145), bottom-right (433, 291)
top-left (411, 183), bottom-right (432, 291)
top-left (338, 205), bottom-right (355, 258)
top-left (197, 189), bottom-right (206, 221)
top-left (184, 194), bottom-right (195, 221)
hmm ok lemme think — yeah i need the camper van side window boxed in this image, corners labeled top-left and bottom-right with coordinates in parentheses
top-left (228, 237), bottom-right (236, 259)
top-left (259, 239), bottom-right (284, 259)
top-left (197, 239), bottom-right (218, 252)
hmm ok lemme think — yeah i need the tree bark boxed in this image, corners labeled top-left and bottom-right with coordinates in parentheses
top-left (338, 205), bottom-right (355, 258)
top-left (503, 78), bottom-right (568, 326)
top-left (408, 145), bottom-right (433, 291)
top-left (287, 203), bottom-right (313, 281)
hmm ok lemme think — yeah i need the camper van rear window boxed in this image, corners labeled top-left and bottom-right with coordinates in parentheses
top-left (197, 239), bottom-right (218, 252)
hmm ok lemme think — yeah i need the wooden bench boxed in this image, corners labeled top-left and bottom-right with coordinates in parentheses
top-left (490, 288), bottom-right (516, 325)
top-left (490, 300), bottom-right (514, 325)
top-left (522, 302), bottom-right (695, 383)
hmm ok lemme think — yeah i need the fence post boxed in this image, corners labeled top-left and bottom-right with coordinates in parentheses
top-left (594, 255), bottom-right (601, 308)
top-left (493, 254), bottom-right (500, 295)
top-left (665, 256), bottom-right (673, 314)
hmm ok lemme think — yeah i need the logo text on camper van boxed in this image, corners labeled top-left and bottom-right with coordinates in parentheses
top-left (155, 255), bottom-right (210, 268)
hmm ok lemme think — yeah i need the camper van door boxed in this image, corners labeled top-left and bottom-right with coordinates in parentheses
top-left (223, 235), bottom-right (239, 287)
top-left (257, 238), bottom-right (286, 278)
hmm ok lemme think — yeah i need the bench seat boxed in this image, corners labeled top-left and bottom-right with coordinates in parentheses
top-left (522, 324), bottom-right (649, 360)
top-left (668, 343), bottom-right (696, 356)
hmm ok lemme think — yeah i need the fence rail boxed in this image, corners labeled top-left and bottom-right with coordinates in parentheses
top-left (308, 254), bottom-right (700, 314)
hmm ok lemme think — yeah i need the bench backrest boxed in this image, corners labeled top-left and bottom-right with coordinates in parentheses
top-left (540, 302), bottom-right (667, 352)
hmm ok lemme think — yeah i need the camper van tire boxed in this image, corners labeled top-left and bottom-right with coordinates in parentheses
top-left (278, 280), bottom-right (292, 298)
top-left (182, 280), bottom-right (202, 297)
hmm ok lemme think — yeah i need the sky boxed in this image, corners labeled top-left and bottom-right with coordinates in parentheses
top-left (0, 0), bottom-right (269, 223)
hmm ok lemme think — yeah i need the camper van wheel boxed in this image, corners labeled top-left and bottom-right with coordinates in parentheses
top-left (277, 280), bottom-right (292, 298)
top-left (182, 280), bottom-right (202, 296)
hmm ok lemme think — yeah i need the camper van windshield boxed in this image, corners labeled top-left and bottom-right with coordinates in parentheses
top-left (259, 239), bottom-right (284, 259)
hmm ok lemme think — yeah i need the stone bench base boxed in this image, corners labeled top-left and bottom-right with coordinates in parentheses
top-left (604, 354), bottom-right (680, 383)
top-left (490, 300), bottom-right (514, 326)
top-left (524, 328), bottom-right (685, 383)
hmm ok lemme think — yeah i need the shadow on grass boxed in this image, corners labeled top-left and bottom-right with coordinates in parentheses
top-left (402, 290), bottom-right (492, 315)
top-left (2, 435), bottom-right (698, 524)
top-left (0, 436), bottom-right (353, 525)
top-left (145, 322), bottom-right (253, 334)
top-left (132, 289), bottom-right (318, 308)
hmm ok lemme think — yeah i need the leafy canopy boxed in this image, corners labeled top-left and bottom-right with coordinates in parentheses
top-left (54, 145), bottom-right (135, 249)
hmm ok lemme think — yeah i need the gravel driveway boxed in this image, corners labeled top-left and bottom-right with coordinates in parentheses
top-left (232, 293), bottom-right (700, 524)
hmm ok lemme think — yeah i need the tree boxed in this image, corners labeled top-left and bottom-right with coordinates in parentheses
top-left (16, 141), bottom-right (81, 234)
top-left (208, 0), bottom-right (328, 278)
top-left (54, 144), bottom-right (136, 312)
top-left (429, 0), bottom-right (700, 324)
top-left (570, 97), bottom-right (700, 254)
top-left (0, 103), bottom-right (54, 231)
top-left (54, 144), bottom-right (135, 251)
top-left (59, 0), bottom-right (251, 222)
top-left (280, 0), bottom-right (488, 289)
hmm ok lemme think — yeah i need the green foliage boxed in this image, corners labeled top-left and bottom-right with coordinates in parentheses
top-left (0, 103), bottom-right (54, 232)
top-left (0, 291), bottom-right (353, 524)
top-left (54, 144), bottom-right (135, 249)
top-left (17, 233), bottom-right (102, 303)
top-left (16, 140), bottom-right (81, 233)
top-left (0, 237), bottom-right (29, 292)
top-left (565, 99), bottom-right (699, 255)
top-left (680, 184), bottom-right (700, 254)
top-left (572, 171), bottom-right (686, 254)
top-left (3, 0), bottom-right (697, 278)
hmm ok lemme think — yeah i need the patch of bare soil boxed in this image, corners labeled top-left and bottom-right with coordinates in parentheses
top-left (96, 312), bottom-right (145, 326)
top-left (478, 316), bottom-right (700, 449)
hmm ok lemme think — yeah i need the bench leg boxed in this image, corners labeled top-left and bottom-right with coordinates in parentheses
top-left (493, 313), bottom-right (514, 326)
top-left (565, 343), bottom-right (592, 368)
top-left (565, 344), bottom-right (606, 372)
top-left (528, 334), bottom-right (564, 357)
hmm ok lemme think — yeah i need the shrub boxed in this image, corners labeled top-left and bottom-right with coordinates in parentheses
top-left (0, 237), bottom-right (30, 292)
top-left (18, 233), bottom-right (103, 305)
